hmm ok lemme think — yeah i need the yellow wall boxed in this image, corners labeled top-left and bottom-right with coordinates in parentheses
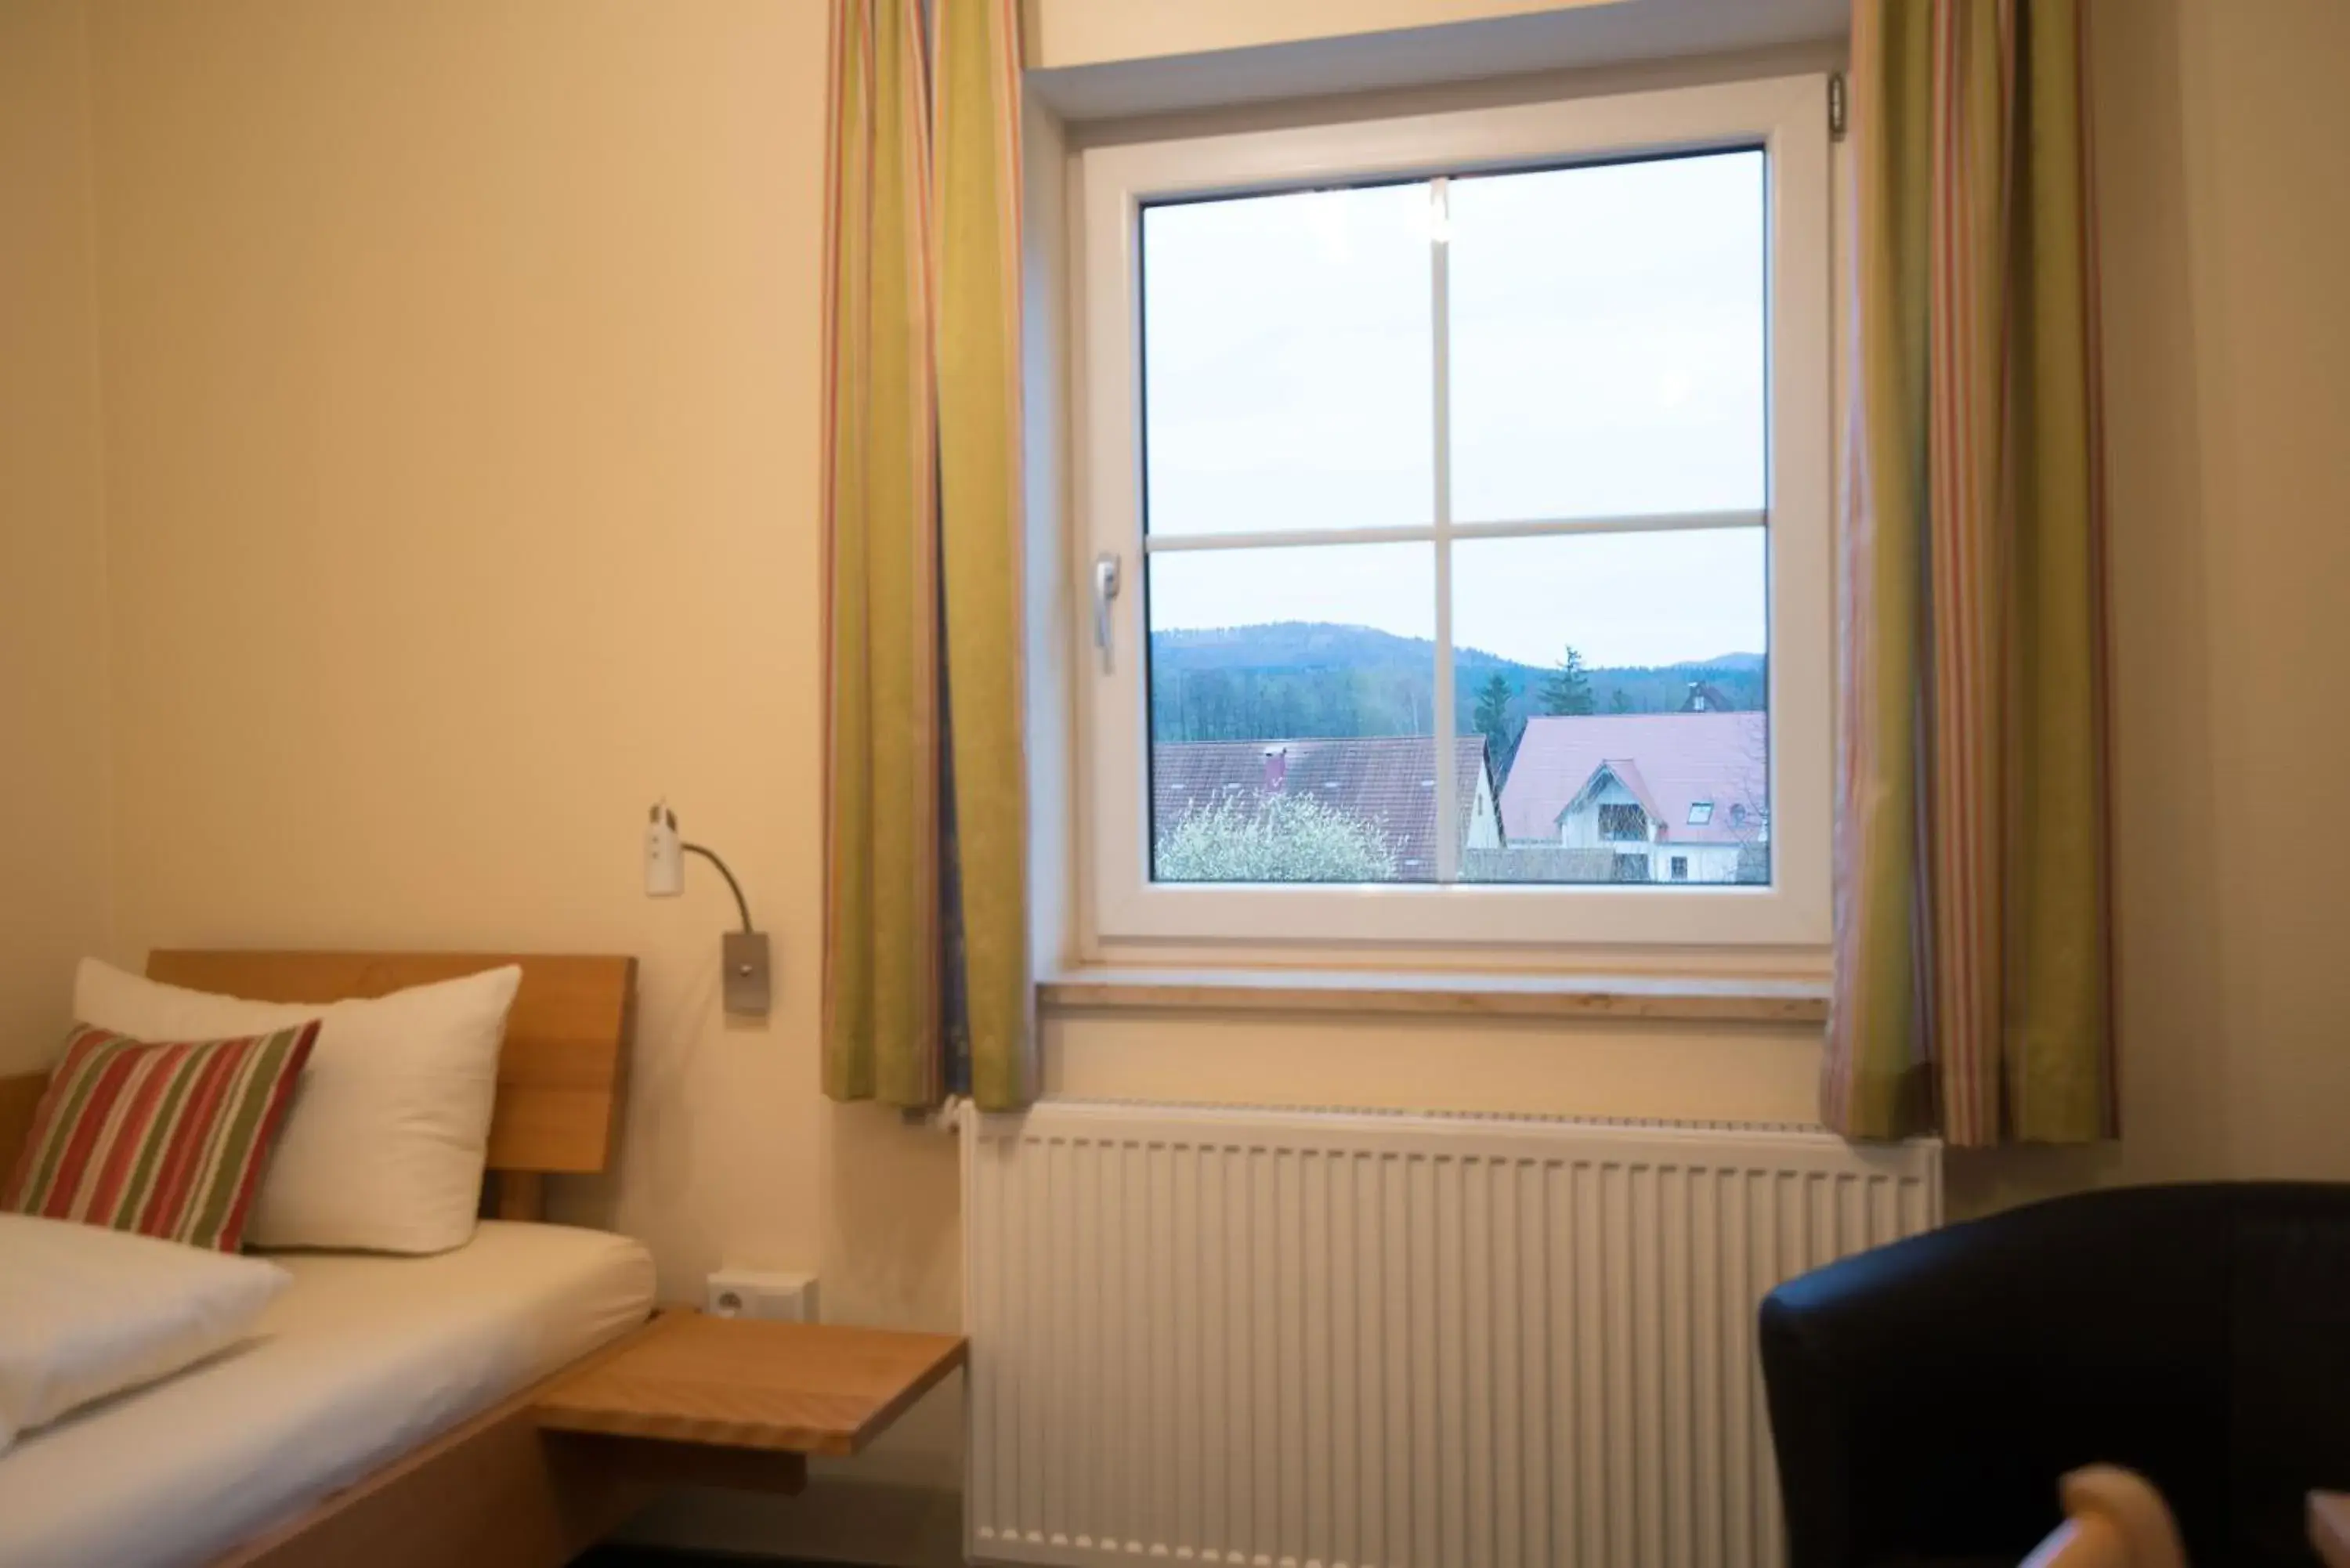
top-left (1050, 1011), bottom-right (1826, 1120)
top-left (23, 0), bottom-right (2350, 1557)
top-left (0, 0), bottom-right (113, 1075)
top-left (81, 0), bottom-right (867, 1299)
top-left (2049, 0), bottom-right (2350, 1194)
top-left (78, 3), bottom-right (962, 1533)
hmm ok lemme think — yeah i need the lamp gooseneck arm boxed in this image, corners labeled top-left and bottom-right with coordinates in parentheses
top-left (681, 842), bottom-right (754, 933)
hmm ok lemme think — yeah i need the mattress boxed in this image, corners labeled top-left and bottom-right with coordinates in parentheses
top-left (0, 1220), bottom-right (656, 1568)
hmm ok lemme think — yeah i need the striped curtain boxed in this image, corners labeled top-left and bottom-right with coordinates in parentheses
top-left (1823, 0), bottom-right (2114, 1146)
top-left (822, 0), bottom-right (1035, 1112)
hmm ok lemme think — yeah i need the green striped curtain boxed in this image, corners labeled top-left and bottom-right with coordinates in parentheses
top-left (822, 0), bottom-right (1034, 1111)
top-left (1824, 0), bottom-right (2115, 1146)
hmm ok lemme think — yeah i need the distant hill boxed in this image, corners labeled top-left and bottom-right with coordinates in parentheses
top-left (1148, 621), bottom-right (1766, 764)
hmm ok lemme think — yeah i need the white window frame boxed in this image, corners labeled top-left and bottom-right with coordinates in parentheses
top-left (1075, 74), bottom-right (1832, 951)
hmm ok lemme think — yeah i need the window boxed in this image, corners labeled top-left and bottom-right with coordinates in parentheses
top-left (1598, 804), bottom-right (1650, 844)
top-left (1078, 76), bottom-right (1832, 949)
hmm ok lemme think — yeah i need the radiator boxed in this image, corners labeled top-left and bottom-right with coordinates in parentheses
top-left (962, 1100), bottom-right (1940, 1568)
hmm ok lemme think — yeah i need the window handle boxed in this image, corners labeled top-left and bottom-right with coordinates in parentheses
top-left (1091, 551), bottom-right (1122, 674)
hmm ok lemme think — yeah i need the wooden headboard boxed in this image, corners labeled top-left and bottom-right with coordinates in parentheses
top-left (0, 951), bottom-right (636, 1222)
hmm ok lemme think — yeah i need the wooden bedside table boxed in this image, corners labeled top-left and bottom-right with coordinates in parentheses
top-left (533, 1310), bottom-right (966, 1494)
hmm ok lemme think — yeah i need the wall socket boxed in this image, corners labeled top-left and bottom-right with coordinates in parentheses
top-left (705, 1268), bottom-right (818, 1323)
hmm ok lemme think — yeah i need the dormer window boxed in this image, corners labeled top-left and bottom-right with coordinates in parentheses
top-left (1599, 803), bottom-right (1649, 843)
top-left (1687, 801), bottom-right (1714, 826)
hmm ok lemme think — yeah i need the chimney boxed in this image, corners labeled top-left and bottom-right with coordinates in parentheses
top-left (1262, 745), bottom-right (1287, 792)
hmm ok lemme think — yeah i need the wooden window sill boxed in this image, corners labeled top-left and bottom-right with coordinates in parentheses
top-left (1038, 970), bottom-right (1829, 1025)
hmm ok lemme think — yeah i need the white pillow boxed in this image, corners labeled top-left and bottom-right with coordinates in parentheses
top-left (0, 1213), bottom-right (290, 1451)
top-left (73, 959), bottom-right (522, 1255)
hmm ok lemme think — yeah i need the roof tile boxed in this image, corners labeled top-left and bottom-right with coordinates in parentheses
top-left (1153, 735), bottom-right (1490, 876)
top-left (1499, 712), bottom-right (1768, 846)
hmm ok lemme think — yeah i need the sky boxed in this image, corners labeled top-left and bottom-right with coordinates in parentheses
top-left (1139, 148), bottom-right (1770, 670)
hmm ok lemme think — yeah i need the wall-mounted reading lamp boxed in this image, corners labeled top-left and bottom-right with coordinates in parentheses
top-left (645, 801), bottom-right (771, 1016)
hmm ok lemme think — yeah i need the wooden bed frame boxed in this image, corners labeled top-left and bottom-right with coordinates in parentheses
top-left (0, 949), bottom-right (752, 1568)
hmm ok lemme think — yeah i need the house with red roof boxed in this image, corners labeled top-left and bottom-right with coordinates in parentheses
top-left (1497, 711), bottom-right (1769, 883)
top-left (1152, 735), bottom-right (1500, 880)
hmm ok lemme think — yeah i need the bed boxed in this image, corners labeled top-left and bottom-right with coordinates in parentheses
top-left (0, 952), bottom-right (667, 1568)
top-left (0, 1223), bottom-right (655, 1568)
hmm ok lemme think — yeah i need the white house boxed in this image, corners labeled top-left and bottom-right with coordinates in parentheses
top-left (1499, 711), bottom-right (1769, 884)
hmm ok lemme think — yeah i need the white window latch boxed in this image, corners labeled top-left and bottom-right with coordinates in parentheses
top-left (1091, 551), bottom-right (1121, 674)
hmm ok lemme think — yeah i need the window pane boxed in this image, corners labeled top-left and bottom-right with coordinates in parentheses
top-left (1148, 544), bottom-right (1445, 883)
top-left (1448, 150), bottom-right (1766, 522)
top-left (1454, 529), bottom-right (1769, 886)
top-left (1141, 184), bottom-right (1434, 539)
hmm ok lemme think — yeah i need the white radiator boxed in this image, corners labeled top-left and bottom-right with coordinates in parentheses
top-left (962, 1100), bottom-right (1940, 1568)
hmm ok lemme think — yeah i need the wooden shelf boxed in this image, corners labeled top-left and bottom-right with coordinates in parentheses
top-left (1039, 969), bottom-right (1829, 1025)
top-left (533, 1311), bottom-right (967, 1459)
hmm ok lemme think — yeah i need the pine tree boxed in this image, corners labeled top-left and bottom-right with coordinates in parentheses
top-left (1541, 645), bottom-right (1595, 716)
top-left (1471, 673), bottom-right (1517, 777)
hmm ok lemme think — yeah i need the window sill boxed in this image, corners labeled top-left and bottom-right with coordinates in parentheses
top-left (1037, 969), bottom-right (1829, 1026)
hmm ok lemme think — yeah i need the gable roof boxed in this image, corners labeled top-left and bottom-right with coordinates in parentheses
top-left (1572, 758), bottom-right (1665, 828)
top-left (1152, 735), bottom-right (1491, 876)
top-left (1681, 681), bottom-right (1739, 713)
top-left (1499, 711), bottom-right (1767, 846)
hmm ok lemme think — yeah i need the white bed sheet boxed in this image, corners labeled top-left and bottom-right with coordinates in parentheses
top-left (0, 1220), bottom-right (656, 1568)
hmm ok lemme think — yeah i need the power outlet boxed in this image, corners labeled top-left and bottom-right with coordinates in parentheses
top-left (706, 1268), bottom-right (818, 1323)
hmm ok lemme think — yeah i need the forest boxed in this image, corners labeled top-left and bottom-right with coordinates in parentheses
top-left (1148, 622), bottom-right (1766, 771)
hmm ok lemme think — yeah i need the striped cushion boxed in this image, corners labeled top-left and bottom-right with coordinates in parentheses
top-left (2, 1022), bottom-right (319, 1252)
